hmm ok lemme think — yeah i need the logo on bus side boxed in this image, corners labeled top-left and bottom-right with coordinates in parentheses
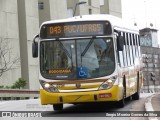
top-left (48, 69), bottom-right (71, 74)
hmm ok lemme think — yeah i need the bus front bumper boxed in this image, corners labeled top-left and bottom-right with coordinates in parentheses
top-left (40, 85), bottom-right (122, 105)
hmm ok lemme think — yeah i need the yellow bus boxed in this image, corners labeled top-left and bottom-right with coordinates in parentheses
top-left (32, 14), bottom-right (143, 111)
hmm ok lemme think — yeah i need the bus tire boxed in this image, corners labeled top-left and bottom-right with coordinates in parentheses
top-left (117, 78), bottom-right (126, 108)
top-left (132, 72), bottom-right (140, 100)
top-left (53, 104), bottom-right (63, 111)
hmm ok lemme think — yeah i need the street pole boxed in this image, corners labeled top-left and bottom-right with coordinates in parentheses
top-left (145, 53), bottom-right (149, 93)
top-left (73, 1), bottom-right (87, 17)
top-left (73, 3), bottom-right (78, 17)
top-left (153, 52), bottom-right (156, 92)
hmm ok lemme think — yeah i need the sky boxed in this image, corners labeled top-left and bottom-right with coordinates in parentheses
top-left (122, 0), bottom-right (160, 44)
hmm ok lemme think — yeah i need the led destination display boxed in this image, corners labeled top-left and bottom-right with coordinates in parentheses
top-left (40, 21), bottom-right (112, 38)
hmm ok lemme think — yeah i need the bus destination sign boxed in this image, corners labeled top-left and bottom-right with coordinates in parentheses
top-left (40, 21), bottom-right (112, 39)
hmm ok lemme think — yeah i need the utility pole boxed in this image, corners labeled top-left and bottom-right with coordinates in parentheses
top-left (145, 53), bottom-right (149, 93)
top-left (73, 1), bottom-right (87, 17)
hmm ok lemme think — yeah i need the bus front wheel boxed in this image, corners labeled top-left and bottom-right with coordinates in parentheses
top-left (117, 78), bottom-right (126, 108)
top-left (117, 88), bottom-right (125, 108)
top-left (53, 104), bottom-right (63, 111)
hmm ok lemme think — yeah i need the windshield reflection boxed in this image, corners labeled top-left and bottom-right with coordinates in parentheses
top-left (40, 38), bottom-right (115, 80)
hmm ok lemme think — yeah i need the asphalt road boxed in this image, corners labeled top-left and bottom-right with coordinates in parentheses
top-left (0, 93), bottom-right (153, 120)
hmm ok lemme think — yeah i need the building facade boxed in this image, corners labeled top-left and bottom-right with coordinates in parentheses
top-left (100, 0), bottom-right (122, 18)
top-left (141, 47), bottom-right (160, 93)
top-left (140, 28), bottom-right (160, 93)
top-left (0, 0), bottom-right (122, 90)
top-left (0, 0), bottom-right (21, 88)
top-left (140, 28), bottom-right (158, 48)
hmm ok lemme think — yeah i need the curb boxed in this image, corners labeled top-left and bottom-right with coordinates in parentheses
top-left (145, 94), bottom-right (158, 120)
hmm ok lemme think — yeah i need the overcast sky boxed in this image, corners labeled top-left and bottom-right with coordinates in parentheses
top-left (122, 0), bottom-right (160, 44)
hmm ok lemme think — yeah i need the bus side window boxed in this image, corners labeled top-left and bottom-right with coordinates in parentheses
top-left (125, 32), bottom-right (131, 66)
top-left (137, 35), bottom-right (141, 57)
top-left (128, 33), bottom-right (133, 65)
top-left (126, 33), bottom-right (132, 65)
top-left (131, 34), bottom-right (135, 64)
top-left (133, 34), bottom-right (138, 57)
top-left (122, 32), bottom-right (127, 67)
top-left (118, 32), bottom-right (124, 67)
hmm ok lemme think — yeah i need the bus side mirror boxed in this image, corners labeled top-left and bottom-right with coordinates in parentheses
top-left (32, 35), bottom-right (39, 58)
top-left (117, 36), bottom-right (124, 51)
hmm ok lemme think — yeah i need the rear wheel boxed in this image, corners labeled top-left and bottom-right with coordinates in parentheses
top-left (132, 72), bottom-right (140, 100)
top-left (53, 104), bottom-right (63, 111)
top-left (126, 96), bottom-right (132, 101)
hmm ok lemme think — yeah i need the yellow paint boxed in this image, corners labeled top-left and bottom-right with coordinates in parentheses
top-left (40, 70), bottom-right (143, 105)
top-left (40, 85), bottom-right (123, 105)
top-left (58, 84), bottom-right (100, 90)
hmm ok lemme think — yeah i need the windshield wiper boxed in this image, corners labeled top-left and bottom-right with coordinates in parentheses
top-left (80, 37), bottom-right (95, 67)
top-left (56, 39), bottom-right (73, 69)
top-left (57, 39), bottom-right (71, 59)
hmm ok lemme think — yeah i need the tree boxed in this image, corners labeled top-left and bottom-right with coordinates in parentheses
top-left (0, 38), bottom-right (19, 77)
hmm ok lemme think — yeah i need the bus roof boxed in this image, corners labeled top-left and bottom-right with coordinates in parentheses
top-left (41, 14), bottom-right (139, 33)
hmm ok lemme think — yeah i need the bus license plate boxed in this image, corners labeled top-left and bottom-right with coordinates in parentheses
top-left (99, 93), bottom-right (112, 98)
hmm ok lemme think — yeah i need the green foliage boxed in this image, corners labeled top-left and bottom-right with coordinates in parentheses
top-left (5, 86), bottom-right (11, 89)
top-left (12, 78), bottom-right (27, 89)
top-left (11, 85), bottom-right (16, 89)
top-left (0, 85), bottom-right (4, 89)
top-left (1, 78), bottom-right (26, 89)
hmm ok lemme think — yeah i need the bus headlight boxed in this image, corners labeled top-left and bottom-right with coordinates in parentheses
top-left (44, 83), bottom-right (50, 88)
top-left (98, 76), bottom-right (117, 90)
top-left (40, 80), bottom-right (59, 93)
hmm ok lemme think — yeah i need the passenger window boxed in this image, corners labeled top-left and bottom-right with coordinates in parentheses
top-left (125, 33), bottom-right (130, 66)
top-left (137, 35), bottom-right (141, 57)
top-left (118, 32), bottom-right (124, 67)
top-left (131, 34), bottom-right (135, 64)
top-left (123, 32), bottom-right (128, 67)
top-left (134, 34), bottom-right (139, 57)
top-left (128, 33), bottom-right (133, 65)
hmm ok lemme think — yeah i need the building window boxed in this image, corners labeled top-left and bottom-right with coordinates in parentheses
top-left (67, 8), bottom-right (73, 18)
top-left (99, 0), bottom-right (104, 6)
top-left (89, 9), bottom-right (92, 15)
top-left (38, 2), bottom-right (44, 10)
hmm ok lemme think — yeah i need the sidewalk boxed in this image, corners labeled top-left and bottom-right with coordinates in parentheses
top-left (151, 94), bottom-right (160, 111)
top-left (145, 93), bottom-right (160, 120)
top-left (130, 93), bottom-right (160, 120)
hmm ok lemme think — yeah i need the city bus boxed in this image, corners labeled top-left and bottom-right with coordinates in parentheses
top-left (32, 14), bottom-right (143, 111)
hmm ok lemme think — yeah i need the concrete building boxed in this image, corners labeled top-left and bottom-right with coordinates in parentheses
top-left (38, 0), bottom-right (67, 25)
top-left (100, 0), bottom-right (122, 18)
top-left (39, 0), bottom-right (122, 24)
top-left (0, 0), bottom-right (40, 90)
top-left (140, 28), bottom-right (159, 48)
top-left (0, 0), bottom-right (122, 91)
top-left (141, 46), bottom-right (160, 93)
top-left (0, 0), bottom-right (21, 87)
top-left (17, 0), bottom-right (40, 90)
top-left (67, 0), bottom-right (100, 17)
top-left (140, 28), bottom-right (160, 93)
top-left (66, 0), bottom-right (122, 18)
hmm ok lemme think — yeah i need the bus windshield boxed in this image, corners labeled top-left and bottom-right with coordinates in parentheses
top-left (40, 37), bottom-right (115, 80)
